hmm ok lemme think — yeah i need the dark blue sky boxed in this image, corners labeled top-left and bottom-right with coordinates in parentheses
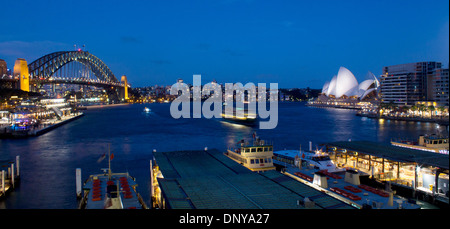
top-left (1, 0), bottom-right (448, 88)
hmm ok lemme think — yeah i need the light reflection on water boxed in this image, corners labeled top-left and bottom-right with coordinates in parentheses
top-left (0, 102), bottom-right (446, 208)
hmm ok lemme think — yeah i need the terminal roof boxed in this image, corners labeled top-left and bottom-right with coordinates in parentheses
top-left (326, 141), bottom-right (449, 170)
top-left (153, 149), bottom-right (355, 209)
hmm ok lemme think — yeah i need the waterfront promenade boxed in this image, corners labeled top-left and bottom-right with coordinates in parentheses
top-left (357, 112), bottom-right (449, 126)
top-left (0, 113), bottom-right (84, 138)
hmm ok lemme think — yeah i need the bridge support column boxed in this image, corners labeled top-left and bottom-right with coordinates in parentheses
top-left (13, 58), bottom-right (30, 92)
top-left (121, 75), bottom-right (129, 100)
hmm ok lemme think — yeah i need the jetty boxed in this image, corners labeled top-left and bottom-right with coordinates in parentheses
top-left (0, 113), bottom-right (83, 138)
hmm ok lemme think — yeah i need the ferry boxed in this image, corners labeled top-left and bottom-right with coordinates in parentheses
top-left (273, 149), bottom-right (344, 173)
top-left (143, 107), bottom-right (151, 113)
top-left (273, 149), bottom-right (420, 209)
top-left (225, 132), bottom-right (275, 172)
top-left (391, 134), bottom-right (449, 155)
top-left (78, 147), bottom-right (147, 209)
top-left (221, 104), bottom-right (257, 126)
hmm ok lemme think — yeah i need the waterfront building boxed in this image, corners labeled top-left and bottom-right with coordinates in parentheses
top-left (325, 141), bottom-right (449, 207)
top-left (380, 62), bottom-right (442, 105)
top-left (430, 68), bottom-right (449, 106)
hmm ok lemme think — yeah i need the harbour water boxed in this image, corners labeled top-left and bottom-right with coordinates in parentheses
top-left (0, 102), bottom-right (447, 209)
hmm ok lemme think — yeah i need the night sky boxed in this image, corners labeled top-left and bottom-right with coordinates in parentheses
top-left (1, 0), bottom-right (448, 88)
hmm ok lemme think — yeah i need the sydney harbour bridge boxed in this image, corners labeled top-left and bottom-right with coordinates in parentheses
top-left (0, 50), bottom-right (130, 101)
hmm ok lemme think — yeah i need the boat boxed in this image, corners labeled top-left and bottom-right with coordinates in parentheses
top-left (391, 134), bottom-right (449, 155)
top-left (225, 132), bottom-right (275, 172)
top-left (221, 106), bottom-right (258, 126)
top-left (273, 149), bottom-right (344, 173)
top-left (78, 146), bottom-right (147, 209)
top-left (143, 107), bottom-right (151, 113)
top-left (273, 149), bottom-right (420, 209)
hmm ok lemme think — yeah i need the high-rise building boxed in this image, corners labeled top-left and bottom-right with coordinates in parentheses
top-left (380, 62), bottom-right (442, 105)
top-left (430, 68), bottom-right (449, 106)
top-left (0, 59), bottom-right (7, 76)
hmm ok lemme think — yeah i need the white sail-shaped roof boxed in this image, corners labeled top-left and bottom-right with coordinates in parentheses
top-left (322, 81), bottom-right (330, 94)
top-left (327, 75), bottom-right (337, 96)
top-left (334, 67), bottom-right (359, 98)
top-left (361, 88), bottom-right (377, 100)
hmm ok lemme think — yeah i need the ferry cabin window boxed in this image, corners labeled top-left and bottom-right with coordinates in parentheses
top-left (245, 148), bottom-right (250, 153)
top-left (260, 159), bottom-right (264, 163)
top-left (250, 159), bottom-right (255, 164)
top-left (257, 147), bottom-right (263, 152)
top-left (251, 148), bottom-right (256, 153)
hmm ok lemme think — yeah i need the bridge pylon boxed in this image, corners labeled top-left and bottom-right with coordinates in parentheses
top-left (121, 75), bottom-right (129, 100)
top-left (13, 58), bottom-right (30, 92)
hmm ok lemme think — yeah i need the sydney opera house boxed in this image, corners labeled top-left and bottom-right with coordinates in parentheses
top-left (309, 67), bottom-right (380, 109)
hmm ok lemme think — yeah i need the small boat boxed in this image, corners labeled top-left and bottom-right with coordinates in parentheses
top-left (273, 149), bottom-right (344, 173)
top-left (78, 146), bottom-right (147, 209)
top-left (144, 107), bottom-right (151, 113)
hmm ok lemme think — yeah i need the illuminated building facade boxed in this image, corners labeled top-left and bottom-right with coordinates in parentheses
top-left (380, 62), bottom-right (442, 105)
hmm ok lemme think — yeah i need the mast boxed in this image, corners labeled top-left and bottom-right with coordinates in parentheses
top-left (108, 144), bottom-right (112, 180)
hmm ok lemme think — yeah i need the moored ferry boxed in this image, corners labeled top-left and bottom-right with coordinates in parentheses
top-left (77, 147), bottom-right (147, 209)
top-left (273, 149), bottom-right (344, 173)
top-left (225, 133), bottom-right (275, 172)
top-left (391, 134), bottom-right (449, 155)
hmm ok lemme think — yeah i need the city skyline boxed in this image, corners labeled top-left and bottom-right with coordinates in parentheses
top-left (1, 0), bottom-right (448, 88)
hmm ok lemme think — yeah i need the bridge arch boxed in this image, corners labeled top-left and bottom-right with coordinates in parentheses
top-left (28, 51), bottom-right (118, 83)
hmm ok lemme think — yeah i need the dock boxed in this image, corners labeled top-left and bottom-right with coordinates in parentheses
top-left (0, 156), bottom-right (20, 199)
top-left (324, 141), bottom-right (449, 208)
top-left (29, 113), bottom-right (84, 136)
top-left (151, 149), bottom-right (356, 209)
top-left (0, 113), bottom-right (83, 138)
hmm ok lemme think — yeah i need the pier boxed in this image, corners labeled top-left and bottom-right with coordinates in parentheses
top-left (324, 141), bottom-right (449, 208)
top-left (356, 112), bottom-right (449, 126)
top-left (151, 149), bottom-right (355, 209)
top-left (0, 113), bottom-right (83, 138)
top-left (0, 156), bottom-right (20, 199)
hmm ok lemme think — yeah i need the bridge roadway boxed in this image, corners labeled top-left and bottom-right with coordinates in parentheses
top-left (0, 75), bottom-right (129, 88)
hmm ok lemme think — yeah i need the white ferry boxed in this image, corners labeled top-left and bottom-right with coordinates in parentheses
top-left (273, 149), bottom-right (344, 173)
top-left (225, 133), bottom-right (275, 172)
top-left (143, 107), bottom-right (151, 113)
top-left (391, 134), bottom-right (449, 155)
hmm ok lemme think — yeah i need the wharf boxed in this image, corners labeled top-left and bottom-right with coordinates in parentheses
top-left (30, 113), bottom-right (84, 136)
top-left (279, 164), bottom-right (421, 209)
top-left (0, 113), bottom-right (83, 138)
top-left (151, 149), bottom-right (356, 209)
top-left (356, 112), bottom-right (449, 126)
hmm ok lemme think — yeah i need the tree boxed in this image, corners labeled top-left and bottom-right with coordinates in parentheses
top-left (428, 105), bottom-right (435, 117)
top-left (437, 106), bottom-right (446, 117)
top-left (418, 104), bottom-right (427, 118)
top-left (410, 105), bottom-right (418, 116)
